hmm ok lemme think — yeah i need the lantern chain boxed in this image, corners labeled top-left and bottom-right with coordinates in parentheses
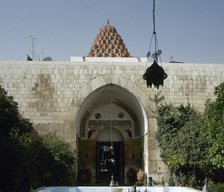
top-left (153, 0), bottom-right (156, 35)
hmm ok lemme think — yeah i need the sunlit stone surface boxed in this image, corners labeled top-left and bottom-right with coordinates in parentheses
top-left (35, 186), bottom-right (202, 192)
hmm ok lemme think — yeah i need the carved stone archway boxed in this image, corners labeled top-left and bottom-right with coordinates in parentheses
top-left (77, 83), bottom-right (149, 185)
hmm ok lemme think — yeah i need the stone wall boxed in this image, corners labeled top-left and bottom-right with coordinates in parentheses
top-left (0, 58), bottom-right (224, 182)
top-left (0, 59), bottom-right (223, 135)
top-left (161, 62), bottom-right (224, 111)
top-left (1, 59), bottom-right (222, 127)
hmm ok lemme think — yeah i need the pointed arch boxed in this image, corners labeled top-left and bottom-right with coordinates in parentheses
top-left (75, 74), bottom-right (154, 138)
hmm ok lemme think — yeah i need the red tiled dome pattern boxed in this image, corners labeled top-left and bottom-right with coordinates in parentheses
top-left (87, 24), bottom-right (131, 57)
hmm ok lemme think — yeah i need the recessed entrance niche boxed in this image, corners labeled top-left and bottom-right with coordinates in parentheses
top-left (77, 84), bottom-right (147, 185)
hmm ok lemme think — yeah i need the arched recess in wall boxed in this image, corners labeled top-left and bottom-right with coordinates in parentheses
top-left (75, 74), bottom-right (153, 137)
top-left (77, 83), bottom-right (148, 139)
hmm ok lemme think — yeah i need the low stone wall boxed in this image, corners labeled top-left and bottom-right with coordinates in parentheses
top-left (35, 186), bottom-right (202, 192)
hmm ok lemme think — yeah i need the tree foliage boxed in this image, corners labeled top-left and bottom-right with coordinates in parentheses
top-left (156, 103), bottom-right (206, 186)
top-left (156, 82), bottom-right (224, 186)
top-left (201, 83), bottom-right (224, 183)
top-left (0, 85), bottom-right (76, 191)
top-left (41, 134), bottom-right (76, 186)
top-left (203, 83), bottom-right (224, 169)
top-left (0, 86), bottom-right (34, 191)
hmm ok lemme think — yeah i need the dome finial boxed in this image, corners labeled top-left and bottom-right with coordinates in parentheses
top-left (107, 19), bottom-right (110, 25)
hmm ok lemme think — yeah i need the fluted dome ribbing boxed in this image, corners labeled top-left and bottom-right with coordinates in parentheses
top-left (87, 24), bottom-right (131, 57)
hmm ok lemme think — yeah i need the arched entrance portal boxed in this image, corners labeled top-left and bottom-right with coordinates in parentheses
top-left (77, 84), bottom-right (147, 185)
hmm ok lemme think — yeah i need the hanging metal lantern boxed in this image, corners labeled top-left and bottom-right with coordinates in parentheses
top-left (143, 60), bottom-right (167, 89)
top-left (144, 0), bottom-right (167, 89)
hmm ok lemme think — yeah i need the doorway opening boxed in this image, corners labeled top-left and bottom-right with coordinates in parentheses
top-left (77, 84), bottom-right (148, 185)
top-left (96, 141), bottom-right (124, 185)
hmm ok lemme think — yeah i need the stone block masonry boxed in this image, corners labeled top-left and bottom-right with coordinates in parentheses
top-left (0, 59), bottom-right (224, 142)
top-left (0, 58), bottom-right (224, 182)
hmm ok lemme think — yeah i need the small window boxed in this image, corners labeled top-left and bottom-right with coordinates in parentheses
top-left (118, 112), bottom-right (124, 119)
top-left (95, 113), bottom-right (101, 119)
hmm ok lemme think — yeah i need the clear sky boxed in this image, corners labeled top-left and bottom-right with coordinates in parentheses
top-left (0, 0), bottom-right (224, 63)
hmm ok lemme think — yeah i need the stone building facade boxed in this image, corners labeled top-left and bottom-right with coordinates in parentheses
top-left (0, 24), bottom-right (224, 185)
